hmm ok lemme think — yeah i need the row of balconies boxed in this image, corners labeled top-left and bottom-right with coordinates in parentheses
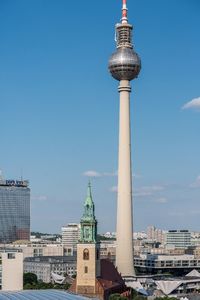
top-left (134, 259), bottom-right (200, 268)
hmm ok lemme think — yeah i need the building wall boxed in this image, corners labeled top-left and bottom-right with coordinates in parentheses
top-left (166, 230), bottom-right (191, 248)
top-left (62, 223), bottom-right (80, 250)
top-left (1, 252), bottom-right (23, 291)
top-left (100, 241), bottom-right (116, 258)
top-left (76, 243), bottom-right (100, 294)
top-left (0, 183), bottom-right (30, 243)
top-left (24, 261), bottom-right (51, 283)
top-left (147, 226), bottom-right (166, 244)
top-left (2, 243), bottom-right (64, 259)
top-left (24, 256), bottom-right (76, 283)
top-left (134, 253), bottom-right (200, 273)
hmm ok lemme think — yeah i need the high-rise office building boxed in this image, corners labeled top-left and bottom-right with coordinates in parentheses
top-left (0, 179), bottom-right (30, 243)
top-left (61, 223), bottom-right (80, 251)
top-left (166, 230), bottom-right (191, 249)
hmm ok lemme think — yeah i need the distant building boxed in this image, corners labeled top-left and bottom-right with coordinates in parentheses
top-left (24, 256), bottom-right (76, 283)
top-left (154, 269), bottom-right (200, 297)
top-left (166, 230), bottom-right (191, 249)
top-left (100, 241), bottom-right (116, 261)
top-left (147, 226), bottom-right (166, 244)
top-left (0, 249), bottom-right (23, 291)
top-left (134, 253), bottom-right (200, 275)
top-left (0, 179), bottom-right (30, 243)
top-left (3, 242), bottom-right (64, 259)
top-left (102, 232), bottom-right (116, 239)
top-left (191, 232), bottom-right (200, 247)
top-left (134, 231), bottom-right (147, 240)
top-left (61, 223), bottom-right (80, 252)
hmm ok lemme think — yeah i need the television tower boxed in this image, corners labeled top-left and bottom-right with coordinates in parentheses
top-left (108, 0), bottom-right (141, 277)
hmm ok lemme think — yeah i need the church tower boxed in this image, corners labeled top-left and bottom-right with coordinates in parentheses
top-left (76, 182), bottom-right (100, 295)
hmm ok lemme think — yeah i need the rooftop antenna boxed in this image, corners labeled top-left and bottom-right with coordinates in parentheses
top-left (20, 168), bottom-right (23, 181)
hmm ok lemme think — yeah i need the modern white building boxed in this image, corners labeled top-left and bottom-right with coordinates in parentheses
top-left (0, 250), bottom-right (23, 291)
top-left (61, 223), bottom-right (80, 251)
top-left (134, 253), bottom-right (200, 273)
top-left (166, 230), bottom-right (191, 249)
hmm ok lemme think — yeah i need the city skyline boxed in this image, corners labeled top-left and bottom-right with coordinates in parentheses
top-left (0, 0), bottom-right (200, 233)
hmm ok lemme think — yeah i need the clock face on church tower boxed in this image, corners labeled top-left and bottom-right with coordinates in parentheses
top-left (84, 226), bottom-right (91, 241)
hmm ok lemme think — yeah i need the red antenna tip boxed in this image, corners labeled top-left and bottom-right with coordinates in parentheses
top-left (122, 0), bottom-right (128, 23)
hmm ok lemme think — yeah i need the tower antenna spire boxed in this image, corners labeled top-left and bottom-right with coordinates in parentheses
top-left (122, 0), bottom-right (128, 23)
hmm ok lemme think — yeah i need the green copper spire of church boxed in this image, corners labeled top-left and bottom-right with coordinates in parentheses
top-left (80, 182), bottom-right (97, 243)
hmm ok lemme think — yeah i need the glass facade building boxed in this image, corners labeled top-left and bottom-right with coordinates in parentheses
top-left (0, 180), bottom-right (30, 243)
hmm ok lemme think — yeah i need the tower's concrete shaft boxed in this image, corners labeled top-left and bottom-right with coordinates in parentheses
top-left (108, 0), bottom-right (141, 277)
top-left (116, 80), bottom-right (135, 276)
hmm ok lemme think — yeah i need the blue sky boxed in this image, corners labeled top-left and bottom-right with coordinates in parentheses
top-left (0, 0), bottom-right (199, 234)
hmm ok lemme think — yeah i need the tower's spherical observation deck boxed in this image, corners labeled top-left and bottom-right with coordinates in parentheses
top-left (108, 22), bottom-right (141, 81)
top-left (108, 47), bottom-right (141, 81)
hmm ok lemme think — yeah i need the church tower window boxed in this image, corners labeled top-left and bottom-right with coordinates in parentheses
top-left (83, 249), bottom-right (89, 260)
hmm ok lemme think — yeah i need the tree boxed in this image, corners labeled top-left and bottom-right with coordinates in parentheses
top-left (134, 296), bottom-right (147, 300)
top-left (131, 289), bottom-right (138, 299)
top-left (24, 283), bottom-right (33, 290)
top-left (23, 273), bottom-right (38, 286)
top-left (109, 294), bottom-right (128, 300)
top-left (155, 297), bottom-right (177, 300)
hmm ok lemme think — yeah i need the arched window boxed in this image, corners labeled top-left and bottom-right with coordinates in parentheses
top-left (83, 248), bottom-right (89, 260)
top-left (84, 266), bottom-right (88, 273)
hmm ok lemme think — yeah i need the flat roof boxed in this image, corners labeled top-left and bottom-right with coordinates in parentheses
top-left (0, 179), bottom-right (29, 187)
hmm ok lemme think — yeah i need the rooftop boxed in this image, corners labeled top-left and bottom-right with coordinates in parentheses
top-left (0, 290), bottom-right (90, 300)
top-left (0, 179), bottom-right (29, 187)
top-left (24, 255), bottom-right (76, 263)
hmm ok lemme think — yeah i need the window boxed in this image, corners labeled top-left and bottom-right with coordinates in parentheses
top-left (83, 249), bottom-right (89, 260)
top-left (84, 266), bottom-right (88, 273)
top-left (8, 253), bottom-right (15, 259)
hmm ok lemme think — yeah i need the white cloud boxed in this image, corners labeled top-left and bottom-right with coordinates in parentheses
top-left (103, 171), bottom-right (118, 177)
top-left (83, 170), bottom-right (102, 178)
top-left (83, 170), bottom-right (117, 178)
top-left (169, 211), bottom-right (185, 217)
top-left (31, 195), bottom-right (48, 201)
top-left (83, 170), bottom-right (141, 179)
top-left (190, 175), bottom-right (200, 188)
top-left (182, 97), bottom-right (200, 111)
top-left (133, 173), bottom-right (142, 179)
top-left (154, 197), bottom-right (168, 204)
top-left (110, 186), bottom-right (118, 193)
top-left (110, 185), bottom-right (165, 196)
top-left (134, 185), bottom-right (164, 197)
top-left (190, 210), bottom-right (200, 215)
